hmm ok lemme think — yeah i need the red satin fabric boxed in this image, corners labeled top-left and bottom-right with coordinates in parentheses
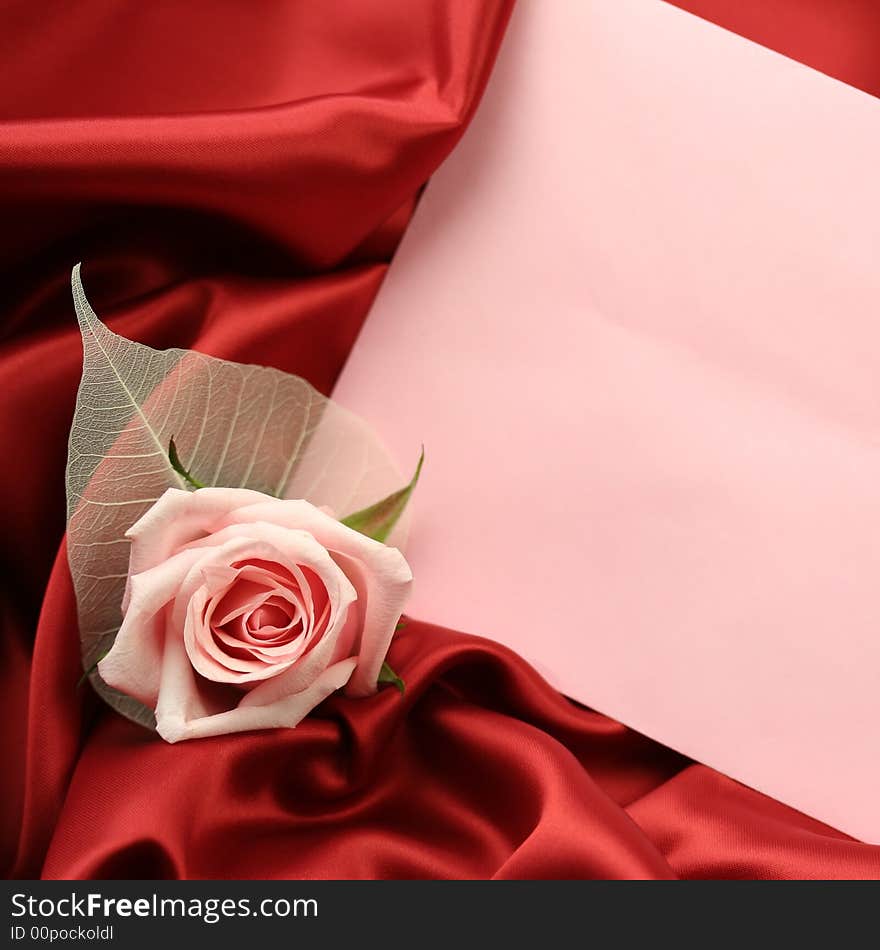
top-left (4, 0), bottom-right (880, 880)
top-left (668, 0), bottom-right (880, 100)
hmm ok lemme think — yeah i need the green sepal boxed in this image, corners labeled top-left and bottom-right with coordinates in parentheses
top-left (378, 661), bottom-right (405, 695)
top-left (77, 648), bottom-right (110, 689)
top-left (168, 436), bottom-right (206, 490)
top-left (341, 448), bottom-right (424, 543)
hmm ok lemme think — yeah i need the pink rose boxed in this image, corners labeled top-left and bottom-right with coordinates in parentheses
top-left (98, 487), bottom-right (413, 742)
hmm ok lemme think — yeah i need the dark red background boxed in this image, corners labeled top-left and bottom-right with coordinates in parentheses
top-left (3, 0), bottom-right (879, 879)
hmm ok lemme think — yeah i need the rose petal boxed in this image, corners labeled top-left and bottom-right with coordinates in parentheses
top-left (122, 487), bottom-right (268, 610)
top-left (99, 544), bottom-right (211, 705)
top-left (184, 588), bottom-right (276, 681)
top-left (227, 500), bottom-right (413, 694)
top-left (173, 528), bottom-right (356, 687)
top-left (238, 598), bottom-right (355, 705)
top-left (153, 618), bottom-right (248, 740)
top-left (155, 657), bottom-right (358, 742)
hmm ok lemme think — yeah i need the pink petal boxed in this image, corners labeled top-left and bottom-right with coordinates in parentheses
top-left (124, 487), bottom-right (270, 604)
top-left (99, 545), bottom-right (209, 704)
top-left (183, 588), bottom-right (279, 682)
top-left (153, 623), bottom-right (245, 740)
top-left (230, 500), bottom-right (412, 694)
top-left (173, 528), bottom-right (356, 685)
top-left (155, 657), bottom-right (357, 742)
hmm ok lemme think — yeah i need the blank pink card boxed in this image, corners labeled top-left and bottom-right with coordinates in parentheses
top-left (334, 0), bottom-right (880, 841)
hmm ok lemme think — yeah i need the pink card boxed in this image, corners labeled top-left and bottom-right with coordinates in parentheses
top-left (334, 0), bottom-right (880, 841)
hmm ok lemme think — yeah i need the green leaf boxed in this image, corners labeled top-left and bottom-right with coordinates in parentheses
top-left (341, 448), bottom-right (424, 543)
top-left (378, 661), bottom-right (405, 695)
top-left (168, 436), bottom-right (206, 490)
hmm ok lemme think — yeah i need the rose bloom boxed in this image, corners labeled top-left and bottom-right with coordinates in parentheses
top-left (98, 487), bottom-right (413, 742)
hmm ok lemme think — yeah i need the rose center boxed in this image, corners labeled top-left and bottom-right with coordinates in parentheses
top-left (196, 559), bottom-right (334, 679)
top-left (247, 602), bottom-right (292, 634)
